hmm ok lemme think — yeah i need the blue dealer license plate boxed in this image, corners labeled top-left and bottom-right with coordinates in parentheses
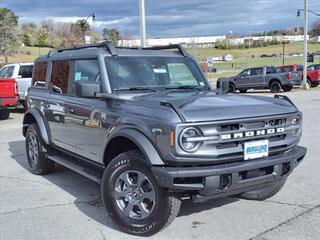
top-left (244, 140), bottom-right (269, 160)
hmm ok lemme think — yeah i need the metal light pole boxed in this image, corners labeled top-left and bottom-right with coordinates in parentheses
top-left (297, 3), bottom-right (320, 89)
top-left (302, 0), bottom-right (309, 89)
top-left (139, 0), bottom-right (147, 47)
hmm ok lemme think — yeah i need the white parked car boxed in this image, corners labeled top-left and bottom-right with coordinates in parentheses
top-left (0, 63), bottom-right (34, 105)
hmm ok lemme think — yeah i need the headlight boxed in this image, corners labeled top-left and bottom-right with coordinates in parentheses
top-left (292, 115), bottom-right (302, 125)
top-left (179, 127), bottom-right (203, 152)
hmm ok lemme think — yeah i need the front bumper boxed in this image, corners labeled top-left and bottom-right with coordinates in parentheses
top-left (152, 146), bottom-right (306, 201)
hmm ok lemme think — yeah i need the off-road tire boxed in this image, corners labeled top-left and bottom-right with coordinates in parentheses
top-left (0, 108), bottom-right (10, 120)
top-left (270, 81), bottom-right (282, 93)
top-left (101, 150), bottom-right (181, 236)
top-left (238, 178), bottom-right (287, 201)
top-left (282, 85), bottom-right (293, 92)
top-left (25, 123), bottom-right (55, 175)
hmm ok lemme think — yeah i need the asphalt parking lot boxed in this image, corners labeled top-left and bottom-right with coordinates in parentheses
top-left (0, 88), bottom-right (319, 240)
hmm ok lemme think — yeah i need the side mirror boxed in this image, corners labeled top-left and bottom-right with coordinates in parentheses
top-left (216, 79), bottom-right (229, 94)
top-left (75, 81), bottom-right (100, 98)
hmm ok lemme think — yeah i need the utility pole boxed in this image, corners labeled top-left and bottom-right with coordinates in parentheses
top-left (139, 0), bottom-right (147, 47)
top-left (302, 0), bottom-right (309, 89)
top-left (282, 41), bottom-right (285, 66)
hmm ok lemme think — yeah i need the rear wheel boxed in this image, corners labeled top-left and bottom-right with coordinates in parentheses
top-left (101, 150), bottom-right (181, 236)
top-left (25, 123), bottom-right (55, 175)
top-left (282, 85), bottom-right (293, 92)
top-left (0, 108), bottom-right (10, 120)
top-left (238, 178), bottom-right (287, 201)
top-left (270, 81), bottom-right (282, 93)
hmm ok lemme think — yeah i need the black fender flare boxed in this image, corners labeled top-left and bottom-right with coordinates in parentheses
top-left (105, 128), bottom-right (165, 166)
top-left (23, 108), bottom-right (51, 145)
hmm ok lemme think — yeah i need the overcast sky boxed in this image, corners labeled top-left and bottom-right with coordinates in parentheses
top-left (1, 0), bottom-right (320, 37)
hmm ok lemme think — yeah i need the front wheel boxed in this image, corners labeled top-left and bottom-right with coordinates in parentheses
top-left (270, 81), bottom-right (282, 93)
top-left (228, 83), bottom-right (236, 93)
top-left (238, 178), bottom-right (287, 201)
top-left (101, 150), bottom-right (181, 236)
top-left (310, 81), bottom-right (319, 88)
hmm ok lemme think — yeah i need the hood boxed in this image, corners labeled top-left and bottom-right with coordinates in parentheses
top-left (129, 91), bottom-right (298, 122)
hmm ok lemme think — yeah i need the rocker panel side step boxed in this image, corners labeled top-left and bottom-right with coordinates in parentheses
top-left (48, 153), bottom-right (103, 184)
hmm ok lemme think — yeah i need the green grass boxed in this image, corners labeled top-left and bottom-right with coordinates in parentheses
top-left (188, 42), bottom-right (320, 80)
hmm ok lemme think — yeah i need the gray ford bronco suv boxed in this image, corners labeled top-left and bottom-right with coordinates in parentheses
top-left (23, 41), bottom-right (306, 236)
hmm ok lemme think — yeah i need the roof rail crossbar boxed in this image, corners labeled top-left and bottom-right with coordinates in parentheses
top-left (56, 41), bottom-right (117, 56)
top-left (144, 44), bottom-right (188, 57)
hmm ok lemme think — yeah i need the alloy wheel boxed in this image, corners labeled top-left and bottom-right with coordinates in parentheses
top-left (114, 170), bottom-right (156, 220)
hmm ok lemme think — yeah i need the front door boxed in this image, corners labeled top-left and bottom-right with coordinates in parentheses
top-left (63, 59), bottom-right (105, 162)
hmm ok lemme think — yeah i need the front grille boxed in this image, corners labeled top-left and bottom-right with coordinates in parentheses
top-left (175, 113), bottom-right (301, 162)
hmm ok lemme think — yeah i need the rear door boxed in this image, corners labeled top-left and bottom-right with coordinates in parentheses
top-left (63, 59), bottom-right (105, 162)
top-left (43, 60), bottom-right (71, 149)
top-left (17, 64), bottom-right (33, 100)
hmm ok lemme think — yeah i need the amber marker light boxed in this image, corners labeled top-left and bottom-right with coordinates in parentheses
top-left (170, 129), bottom-right (175, 147)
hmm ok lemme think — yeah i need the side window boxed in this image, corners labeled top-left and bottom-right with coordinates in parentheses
top-left (251, 68), bottom-right (263, 76)
top-left (32, 61), bottom-right (48, 86)
top-left (71, 59), bottom-right (101, 96)
top-left (19, 65), bottom-right (33, 78)
top-left (315, 65), bottom-right (320, 70)
top-left (51, 60), bottom-right (70, 94)
top-left (240, 69), bottom-right (251, 77)
top-left (167, 63), bottom-right (198, 86)
top-left (0, 67), bottom-right (8, 78)
top-left (297, 65), bottom-right (304, 71)
top-left (266, 67), bottom-right (276, 74)
top-left (0, 66), bottom-right (15, 78)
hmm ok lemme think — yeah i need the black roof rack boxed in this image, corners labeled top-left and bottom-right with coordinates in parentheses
top-left (54, 42), bottom-right (188, 57)
top-left (56, 41), bottom-right (117, 56)
top-left (143, 44), bottom-right (188, 57)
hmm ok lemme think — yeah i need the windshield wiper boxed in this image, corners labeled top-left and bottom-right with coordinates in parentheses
top-left (117, 87), bottom-right (159, 92)
top-left (165, 85), bottom-right (206, 91)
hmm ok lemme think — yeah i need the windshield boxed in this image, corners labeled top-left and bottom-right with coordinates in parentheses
top-left (105, 57), bottom-right (209, 92)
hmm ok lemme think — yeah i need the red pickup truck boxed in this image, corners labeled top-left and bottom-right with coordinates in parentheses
top-left (276, 64), bottom-right (320, 87)
top-left (0, 78), bottom-right (18, 120)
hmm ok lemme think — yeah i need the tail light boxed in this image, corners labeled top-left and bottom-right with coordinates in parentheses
top-left (14, 82), bottom-right (18, 96)
top-left (286, 73), bottom-right (292, 80)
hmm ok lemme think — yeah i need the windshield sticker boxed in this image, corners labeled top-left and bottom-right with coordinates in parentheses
top-left (75, 72), bottom-right (82, 81)
top-left (153, 68), bottom-right (167, 74)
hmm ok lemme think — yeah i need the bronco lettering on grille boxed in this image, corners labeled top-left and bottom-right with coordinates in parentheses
top-left (221, 127), bottom-right (284, 140)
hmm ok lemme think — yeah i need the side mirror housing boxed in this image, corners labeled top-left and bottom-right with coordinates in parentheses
top-left (216, 79), bottom-right (229, 94)
top-left (75, 81), bottom-right (100, 98)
